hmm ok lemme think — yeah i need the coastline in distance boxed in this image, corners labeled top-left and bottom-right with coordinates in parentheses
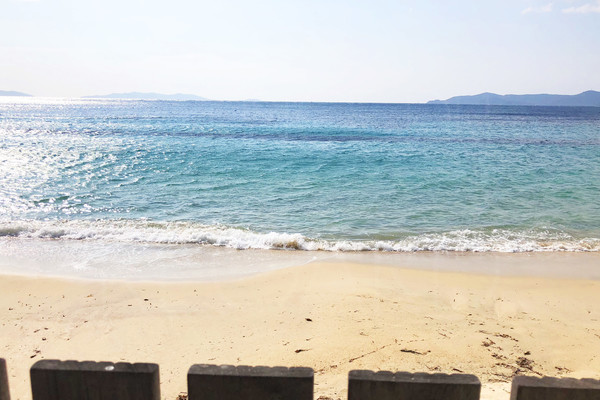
top-left (3, 89), bottom-right (600, 106)
top-left (428, 90), bottom-right (600, 107)
top-left (84, 92), bottom-right (210, 101)
top-left (0, 90), bottom-right (32, 97)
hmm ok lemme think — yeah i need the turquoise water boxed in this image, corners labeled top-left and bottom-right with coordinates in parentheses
top-left (1, 97), bottom-right (599, 252)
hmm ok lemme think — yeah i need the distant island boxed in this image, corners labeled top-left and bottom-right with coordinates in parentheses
top-left (428, 90), bottom-right (600, 107)
top-left (0, 90), bottom-right (32, 97)
top-left (85, 92), bottom-right (210, 101)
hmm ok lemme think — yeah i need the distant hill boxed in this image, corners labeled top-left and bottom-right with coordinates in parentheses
top-left (85, 92), bottom-right (210, 101)
top-left (428, 90), bottom-right (600, 107)
top-left (0, 90), bottom-right (32, 97)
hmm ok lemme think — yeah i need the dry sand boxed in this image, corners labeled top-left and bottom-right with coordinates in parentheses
top-left (1, 254), bottom-right (599, 400)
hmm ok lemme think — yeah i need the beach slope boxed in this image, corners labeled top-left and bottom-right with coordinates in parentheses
top-left (1, 258), bottom-right (599, 400)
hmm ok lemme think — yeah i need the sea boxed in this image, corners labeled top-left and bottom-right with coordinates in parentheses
top-left (0, 97), bottom-right (599, 279)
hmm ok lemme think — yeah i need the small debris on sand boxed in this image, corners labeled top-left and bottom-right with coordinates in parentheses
top-left (516, 356), bottom-right (534, 370)
top-left (400, 349), bottom-right (429, 355)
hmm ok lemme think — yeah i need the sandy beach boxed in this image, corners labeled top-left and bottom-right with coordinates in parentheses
top-left (1, 253), bottom-right (599, 400)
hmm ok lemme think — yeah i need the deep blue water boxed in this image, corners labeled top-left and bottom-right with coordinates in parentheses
top-left (1, 98), bottom-right (599, 252)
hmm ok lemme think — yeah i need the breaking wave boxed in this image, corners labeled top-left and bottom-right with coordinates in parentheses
top-left (1, 219), bottom-right (598, 252)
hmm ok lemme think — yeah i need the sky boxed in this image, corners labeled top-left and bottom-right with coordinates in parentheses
top-left (1, 0), bottom-right (599, 103)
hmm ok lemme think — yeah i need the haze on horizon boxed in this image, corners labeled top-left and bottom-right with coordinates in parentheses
top-left (1, 0), bottom-right (599, 103)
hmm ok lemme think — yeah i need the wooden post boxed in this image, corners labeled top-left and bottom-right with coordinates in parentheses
top-left (510, 376), bottom-right (600, 400)
top-left (187, 364), bottom-right (314, 400)
top-left (0, 358), bottom-right (10, 400)
top-left (348, 370), bottom-right (481, 400)
top-left (30, 360), bottom-right (160, 400)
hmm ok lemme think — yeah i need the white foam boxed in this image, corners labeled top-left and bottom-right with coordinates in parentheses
top-left (0, 219), bottom-right (598, 253)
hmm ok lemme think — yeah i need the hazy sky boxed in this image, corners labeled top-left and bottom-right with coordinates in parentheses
top-left (1, 0), bottom-right (599, 102)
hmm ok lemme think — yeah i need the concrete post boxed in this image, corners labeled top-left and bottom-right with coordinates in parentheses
top-left (30, 359), bottom-right (159, 400)
top-left (348, 369), bottom-right (481, 400)
top-left (510, 376), bottom-right (600, 400)
top-left (187, 364), bottom-right (314, 400)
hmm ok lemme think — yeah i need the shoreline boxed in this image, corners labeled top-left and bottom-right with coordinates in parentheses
top-left (1, 237), bottom-right (599, 282)
top-left (1, 254), bottom-right (599, 400)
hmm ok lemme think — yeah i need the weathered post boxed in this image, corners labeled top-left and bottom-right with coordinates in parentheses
top-left (510, 376), bottom-right (600, 400)
top-left (187, 364), bottom-right (314, 400)
top-left (348, 370), bottom-right (481, 400)
top-left (0, 358), bottom-right (10, 400)
top-left (30, 359), bottom-right (160, 400)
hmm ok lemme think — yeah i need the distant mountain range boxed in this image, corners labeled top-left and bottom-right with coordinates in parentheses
top-left (428, 90), bottom-right (600, 107)
top-left (84, 92), bottom-right (210, 101)
top-left (2, 89), bottom-right (599, 106)
top-left (0, 90), bottom-right (32, 97)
